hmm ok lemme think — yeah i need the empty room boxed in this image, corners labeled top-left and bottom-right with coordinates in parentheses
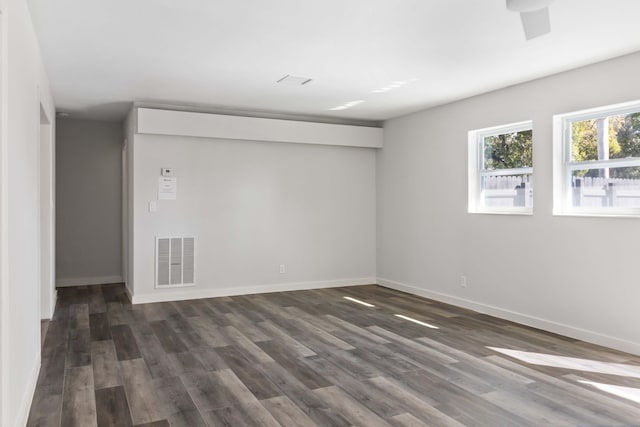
top-left (2, 0), bottom-right (640, 426)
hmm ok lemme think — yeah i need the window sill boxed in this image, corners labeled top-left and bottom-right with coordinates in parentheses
top-left (553, 210), bottom-right (640, 219)
top-left (469, 209), bottom-right (533, 216)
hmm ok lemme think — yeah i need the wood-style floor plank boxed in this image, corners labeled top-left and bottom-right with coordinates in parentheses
top-left (66, 328), bottom-right (91, 368)
top-left (150, 376), bottom-right (206, 427)
top-left (255, 360), bottom-right (353, 427)
top-left (60, 365), bottom-right (97, 427)
top-left (201, 404), bottom-right (262, 427)
top-left (28, 282), bottom-right (640, 427)
top-left (133, 421), bottom-right (169, 427)
top-left (91, 340), bottom-right (122, 389)
top-left (257, 340), bottom-right (332, 390)
top-left (111, 324), bottom-right (142, 360)
top-left (182, 370), bottom-right (235, 412)
top-left (89, 313), bottom-right (112, 341)
top-left (302, 356), bottom-right (403, 418)
top-left (314, 385), bottom-right (391, 427)
top-left (95, 386), bottom-right (133, 427)
top-left (261, 395), bottom-right (317, 427)
top-left (26, 385), bottom-right (62, 427)
top-left (150, 320), bottom-right (188, 354)
top-left (256, 320), bottom-right (317, 357)
top-left (68, 304), bottom-right (90, 330)
top-left (215, 345), bottom-right (282, 400)
top-left (118, 358), bottom-right (161, 425)
top-left (214, 369), bottom-right (281, 427)
top-left (367, 376), bottom-right (465, 426)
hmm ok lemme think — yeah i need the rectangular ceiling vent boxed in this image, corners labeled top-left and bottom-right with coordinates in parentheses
top-left (156, 236), bottom-right (195, 288)
top-left (277, 74), bottom-right (312, 86)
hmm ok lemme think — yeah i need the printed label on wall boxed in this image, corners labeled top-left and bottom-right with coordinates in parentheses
top-left (158, 177), bottom-right (177, 200)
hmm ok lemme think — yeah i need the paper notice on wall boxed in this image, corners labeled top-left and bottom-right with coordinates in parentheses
top-left (158, 177), bottom-right (177, 200)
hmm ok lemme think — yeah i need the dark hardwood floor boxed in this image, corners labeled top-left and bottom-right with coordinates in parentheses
top-left (27, 283), bottom-right (640, 426)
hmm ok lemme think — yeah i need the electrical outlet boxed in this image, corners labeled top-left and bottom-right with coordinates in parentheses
top-left (279, 264), bottom-right (286, 274)
top-left (460, 275), bottom-right (467, 288)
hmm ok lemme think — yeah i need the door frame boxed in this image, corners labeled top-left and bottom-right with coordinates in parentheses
top-left (39, 103), bottom-right (55, 319)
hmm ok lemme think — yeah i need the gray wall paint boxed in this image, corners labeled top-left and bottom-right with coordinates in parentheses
top-left (56, 119), bottom-right (123, 284)
top-left (130, 132), bottom-right (376, 301)
top-left (378, 51), bottom-right (640, 354)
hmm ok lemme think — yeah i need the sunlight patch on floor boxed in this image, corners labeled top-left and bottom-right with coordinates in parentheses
top-left (487, 347), bottom-right (640, 379)
top-left (394, 314), bottom-right (439, 329)
top-left (343, 296), bottom-right (375, 307)
top-left (579, 380), bottom-right (640, 404)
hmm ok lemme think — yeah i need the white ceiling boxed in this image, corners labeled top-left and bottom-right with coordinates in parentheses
top-left (27, 0), bottom-right (640, 123)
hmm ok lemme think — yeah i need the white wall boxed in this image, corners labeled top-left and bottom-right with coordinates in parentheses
top-left (124, 109), bottom-right (136, 297)
top-left (378, 51), bottom-right (640, 355)
top-left (55, 118), bottom-right (123, 286)
top-left (1, 4), bottom-right (6, 425)
top-left (0, 0), bottom-right (55, 425)
top-left (130, 128), bottom-right (377, 303)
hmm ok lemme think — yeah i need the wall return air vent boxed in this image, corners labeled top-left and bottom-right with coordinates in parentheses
top-left (155, 236), bottom-right (195, 288)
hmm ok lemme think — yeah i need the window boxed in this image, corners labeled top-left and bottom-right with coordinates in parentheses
top-left (468, 121), bottom-right (533, 214)
top-left (554, 100), bottom-right (640, 216)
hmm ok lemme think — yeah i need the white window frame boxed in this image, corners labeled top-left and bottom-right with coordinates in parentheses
top-left (553, 100), bottom-right (640, 217)
top-left (468, 121), bottom-right (533, 215)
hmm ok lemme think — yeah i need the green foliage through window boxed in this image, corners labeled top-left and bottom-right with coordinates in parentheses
top-left (571, 112), bottom-right (640, 178)
top-left (483, 130), bottom-right (532, 170)
top-left (616, 112), bottom-right (640, 158)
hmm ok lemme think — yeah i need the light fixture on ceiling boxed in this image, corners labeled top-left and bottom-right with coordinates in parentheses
top-left (277, 75), bottom-right (312, 86)
top-left (506, 0), bottom-right (554, 40)
top-left (372, 81), bottom-right (407, 94)
top-left (371, 78), bottom-right (418, 94)
top-left (56, 112), bottom-right (70, 118)
top-left (328, 100), bottom-right (365, 111)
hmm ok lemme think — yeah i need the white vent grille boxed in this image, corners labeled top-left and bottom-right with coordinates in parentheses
top-left (155, 236), bottom-right (195, 288)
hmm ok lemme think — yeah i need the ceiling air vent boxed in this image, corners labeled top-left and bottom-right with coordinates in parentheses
top-left (156, 236), bottom-right (195, 288)
top-left (277, 75), bottom-right (312, 86)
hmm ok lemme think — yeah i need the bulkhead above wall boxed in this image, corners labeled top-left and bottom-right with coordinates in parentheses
top-left (135, 108), bottom-right (383, 149)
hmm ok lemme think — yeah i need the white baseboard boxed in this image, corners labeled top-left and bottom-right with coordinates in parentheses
top-left (42, 289), bottom-right (57, 321)
top-left (377, 277), bottom-right (640, 357)
top-left (131, 277), bottom-right (375, 304)
top-left (15, 353), bottom-right (40, 427)
top-left (124, 284), bottom-right (133, 303)
top-left (56, 275), bottom-right (123, 287)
